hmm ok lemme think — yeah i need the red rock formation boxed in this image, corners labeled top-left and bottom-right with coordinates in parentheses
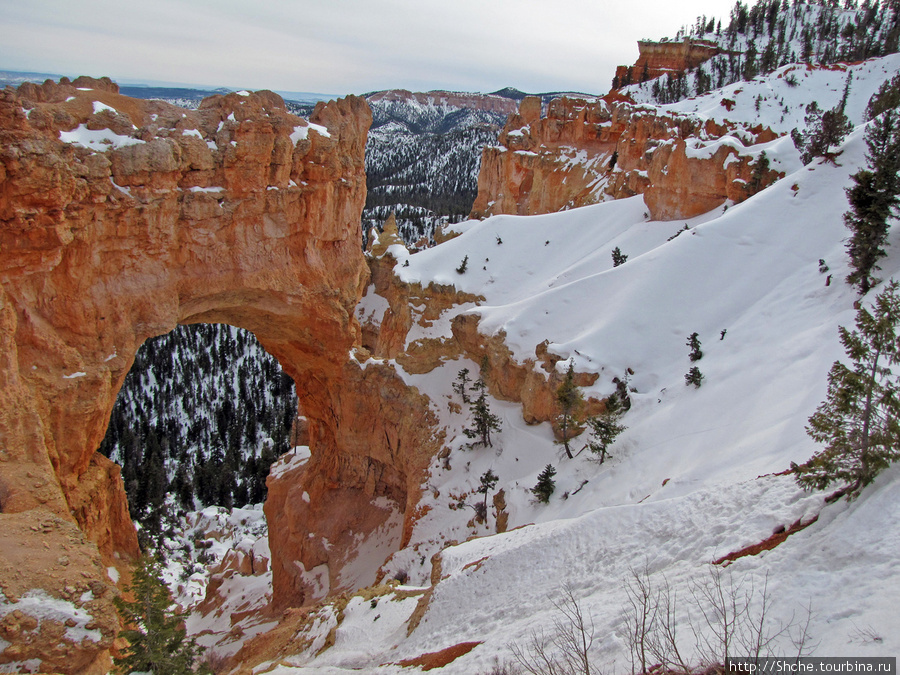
top-left (613, 38), bottom-right (722, 87)
top-left (471, 95), bottom-right (781, 221)
top-left (266, 358), bottom-right (445, 609)
top-left (0, 76), bottom-right (386, 670)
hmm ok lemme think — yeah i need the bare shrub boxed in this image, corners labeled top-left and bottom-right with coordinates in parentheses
top-left (620, 566), bottom-right (815, 674)
top-left (200, 649), bottom-right (230, 673)
top-left (510, 585), bottom-right (598, 675)
top-left (623, 566), bottom-right (659, 675)
top-left (849, 622), bottom-right (883, 645)
top-left (482, 658), bottom-right (523, 674)
top-left (646, 576), bottom-right (692, 674)
top-left (690, 569), bottom-right (795, 666)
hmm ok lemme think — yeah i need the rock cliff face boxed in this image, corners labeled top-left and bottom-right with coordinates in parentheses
top-left (360, 246), bottom-right (606, 450)
top-left (265, 358), bottom-right (445, 609)
top-left (613, 38), bottom-right (722, 86)
top-left (470, 95), bottom-right (781, 221)
top-left (0, 76), bottom-right (403, 670)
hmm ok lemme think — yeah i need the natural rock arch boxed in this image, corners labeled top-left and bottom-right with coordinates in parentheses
top-left (0, 78), bottom-right (441, 672)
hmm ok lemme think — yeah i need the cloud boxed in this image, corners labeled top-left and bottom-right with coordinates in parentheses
top-left (0, 0), bottom-right (741, 95)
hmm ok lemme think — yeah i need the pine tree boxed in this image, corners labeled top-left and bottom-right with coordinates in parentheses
top-left (453, 368), bottom-right (472, 404)
top-left (463, 378), bottom-right (501, 448)
top-left (747, 151), bottom-right (771, 196)
top-left (532, 464), bottom-right (557, 504)
top-left (556, 360), bottom-right (584, 459)
top-left (611, 247), bottom-right (628, 267)
top-left (794, 281), bottom-right (900, 498)
top-left (845, 109), bottom-right (900, 294)
top-left (865, 73), bottom-right (900, 121)
top-left (113, 556), bottom-right (208, 675)
top-left (685, 366), bottom-right (705, 388)
top-left (475, 469), bottom-right (499, 521)
top-left (172, 464), bottom-right (194, 512)
top-left (686, 332), bottom-right (704, 362)
top-left (586, 396), bottom-right (627, 464)
top-left (793, 96), bottom-right (853, 165)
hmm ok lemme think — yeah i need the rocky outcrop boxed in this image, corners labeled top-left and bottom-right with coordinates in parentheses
top-left (0, 510), bottom-right (120, 675)
top-left (266, 358), bottom-right (445, 609)
top-left (613, 39), bottom-right (722, 87)
top-left (0, 76), bottom-right (375, 670)
top-left (471, 95), bottom-right (781, 221)
top-left (360, 246), bottom-right (608, 444)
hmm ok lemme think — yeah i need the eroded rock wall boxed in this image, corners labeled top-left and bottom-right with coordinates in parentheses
top-left (266, 358), bottom-right (445, 609)
top-left (614, 38), bottom-right (722, 85)
top-left (0, 76), bottom-right (379, 671)
top-left (470, 95), bottom-right (781, 221)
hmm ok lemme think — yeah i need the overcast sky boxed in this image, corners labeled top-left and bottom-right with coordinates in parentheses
top-left (2, 0), bottom-right (742, 96)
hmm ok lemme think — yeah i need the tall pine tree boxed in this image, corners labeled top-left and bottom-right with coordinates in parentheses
top-left (845, 109), bottom-right (900, 294)
top-left (793, 281), bottom-right (900, 498)
top-left (463, 378), bottom-right (501, 448)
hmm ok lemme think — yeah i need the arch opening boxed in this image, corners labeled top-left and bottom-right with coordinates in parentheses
top-left (99, 323), bottom-right (299, 549)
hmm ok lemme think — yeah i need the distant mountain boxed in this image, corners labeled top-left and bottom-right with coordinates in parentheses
top-left (490, 86), bottom-right (599, 104)
top-left (0, 69), bottom-right (64, 87)
top-left (360, 87), bottom-right (610, 247)
top-left (363, 89), bottom-right (516, 246)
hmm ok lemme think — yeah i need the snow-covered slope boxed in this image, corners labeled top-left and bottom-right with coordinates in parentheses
top-left (240, 55), bottom-right (900, 672)
top-left (660, 54), bottom-right (900, 136)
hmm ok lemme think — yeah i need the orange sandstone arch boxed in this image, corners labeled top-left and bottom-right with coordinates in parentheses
top-left (0, 78), bottom-right (439, 671)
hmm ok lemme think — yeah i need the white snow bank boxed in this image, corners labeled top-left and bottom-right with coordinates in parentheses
top-left (0, 589), bottom-right (101, 644)
top-left (59, 124), bottom-right (144, 151)
top-left (91, 100), bottom-right (116, 115)
top-left (290, 123), bottom-right (331, 144)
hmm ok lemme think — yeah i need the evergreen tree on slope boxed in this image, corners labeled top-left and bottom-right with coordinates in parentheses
top-left (846, 109), bottom-right (900, 295)
top-left (793, 281), bottom-right (900, 498)
top-left (556, 360), bottom-right (584, 460)
top-left (463, 378), bottom-right (501, 448)
top-left (113, 555), bottom-right (208, 675)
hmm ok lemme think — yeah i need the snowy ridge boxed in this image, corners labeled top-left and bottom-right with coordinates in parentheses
top-left (660, 54), bottom-right (900, 135)
top-left (622, 0), bottom-right (899, 105)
